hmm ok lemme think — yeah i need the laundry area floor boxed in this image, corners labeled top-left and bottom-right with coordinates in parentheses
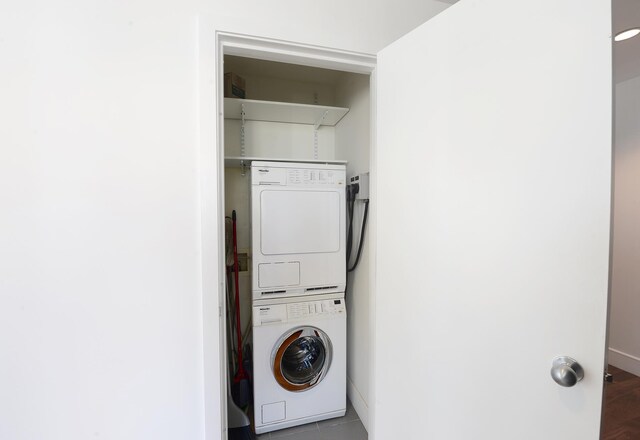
top-left (256, 399), bottom-right (367, 440)
top-left (602, 365), bottom-right (640, 439)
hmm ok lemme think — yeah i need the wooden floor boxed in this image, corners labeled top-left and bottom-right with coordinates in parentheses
top-left (602, 365), bottom-right (640, 439)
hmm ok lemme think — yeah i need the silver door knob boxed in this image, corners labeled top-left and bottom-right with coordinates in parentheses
top-left (550, 356), bottom-right (584, 387)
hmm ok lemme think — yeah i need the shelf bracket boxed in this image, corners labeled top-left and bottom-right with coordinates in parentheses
top-left (313, 110), bottom-right (328, 160)
top-left (313, 110), bottom-right (329, 130)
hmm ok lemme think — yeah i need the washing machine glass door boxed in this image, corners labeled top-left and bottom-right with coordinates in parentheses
top-left (272, 326), bottom-right (333, 392)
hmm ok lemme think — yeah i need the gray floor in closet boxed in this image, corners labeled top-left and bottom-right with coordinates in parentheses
top-left (256, 399), bottom-right (367, 440)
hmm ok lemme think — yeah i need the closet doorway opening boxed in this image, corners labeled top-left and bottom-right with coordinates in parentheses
top-left (212, 32), bottom-right (377, 440)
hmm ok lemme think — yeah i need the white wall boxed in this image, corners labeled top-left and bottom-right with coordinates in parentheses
top-left (609, 74), bottom-right (640, 376)
top-left (0, 11), bottom-right (205, 440)
top-left (0, 1), bottom-right (451, 439)
top-left (335, 74), bottom-right (371, 429)
top-left (224, 120), bottom-right (336, 160)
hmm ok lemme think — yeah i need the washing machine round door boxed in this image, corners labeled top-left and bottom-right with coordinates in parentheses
top-left (272, 326), bottom-right (333, 392)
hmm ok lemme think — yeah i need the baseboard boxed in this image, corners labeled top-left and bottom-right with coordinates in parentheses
top-left (608, 348), bottom-right (640, 377)
top-left (347, 376), bottom-right (369, 432)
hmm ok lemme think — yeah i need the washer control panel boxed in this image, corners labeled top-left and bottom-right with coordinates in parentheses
top-left (287, 299), bottom-right (345, 318)
top-left (254, 299), bottom-right (345, 325)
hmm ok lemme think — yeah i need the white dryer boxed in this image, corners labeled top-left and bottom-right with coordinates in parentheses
top-left (252, 293), bottom-right (346, 434)
top-left (251, 161), bottom-right (346, 302)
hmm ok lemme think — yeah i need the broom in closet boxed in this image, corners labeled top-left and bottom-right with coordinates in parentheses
top-left (230, 210), bottom-right (251, 403)
top-left (225, 211), bottom-right (254, 439)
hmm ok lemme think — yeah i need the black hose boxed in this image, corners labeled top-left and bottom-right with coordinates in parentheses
top-left (346, 198), bottom-right (355, 263)
top-left (345, 195), bottom-right (356, 295)
top-left (348, 200), bottom-right (369, 273)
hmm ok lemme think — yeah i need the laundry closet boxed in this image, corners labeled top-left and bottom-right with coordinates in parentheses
top-left (221, 55), bottom-right (371, 435)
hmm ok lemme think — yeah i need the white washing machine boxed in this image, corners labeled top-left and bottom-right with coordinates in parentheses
top-left (251, 161), bottom-right (346, 302)
top-left (252, 293), bottom-right (346, 434)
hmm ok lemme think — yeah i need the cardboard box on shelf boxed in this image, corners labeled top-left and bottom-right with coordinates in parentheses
top-left (224, 73), bottom-right (246, 99)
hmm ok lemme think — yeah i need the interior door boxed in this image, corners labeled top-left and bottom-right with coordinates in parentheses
top-left (373, 1), bottom-right (612, 439)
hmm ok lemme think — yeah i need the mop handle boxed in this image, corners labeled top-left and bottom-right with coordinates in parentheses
top-left (232, 211), bottom-right (245, 375)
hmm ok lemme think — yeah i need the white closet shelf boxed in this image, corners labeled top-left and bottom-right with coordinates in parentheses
top-left (224, 98), bottom-right (349, 126)
top-left (224, 156), bottom-right (348, 168)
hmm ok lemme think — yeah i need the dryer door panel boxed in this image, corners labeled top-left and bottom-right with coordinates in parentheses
top-left (260, 190), bottom-right (340, 255)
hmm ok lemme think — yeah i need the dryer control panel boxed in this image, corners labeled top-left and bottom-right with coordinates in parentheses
top-left (286, 168), bottom-right (345, 186)
top-left (254, 299), bottom-right (346, 326)
top-left (251, 162), bottom-right (345, 187)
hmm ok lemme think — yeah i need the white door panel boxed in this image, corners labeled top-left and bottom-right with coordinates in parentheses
top-left (258, 262), bottom-right (300, 288)
top-left (374, 1), bottom-right (611, 439)
top-left (260, 190), bottom-right (340, 255)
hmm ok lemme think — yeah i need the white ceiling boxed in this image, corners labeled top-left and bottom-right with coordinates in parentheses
top-left (614, 0), bottom-right (640, 83)
top-left (229, 1), bottom-right (636, 85)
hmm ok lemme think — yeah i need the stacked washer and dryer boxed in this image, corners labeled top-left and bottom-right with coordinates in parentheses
top-left (250, 161), bottom-right (347, 434)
